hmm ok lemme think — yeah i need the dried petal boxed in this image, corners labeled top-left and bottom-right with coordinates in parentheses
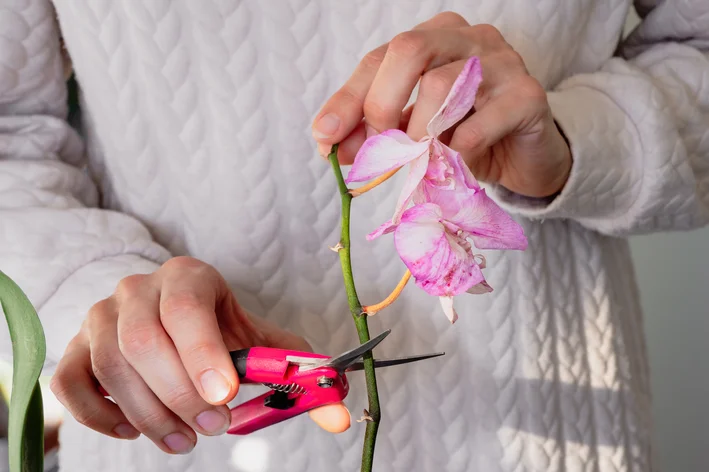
top-left (426, 57), bottom-right (483, 138)
top-left (439, 296), bottom-right (458, 323)
top-left (467, 280), bottom-right (493, 294)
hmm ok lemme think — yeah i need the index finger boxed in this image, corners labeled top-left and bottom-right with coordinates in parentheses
top-left (158, 258), bottom-right (239, 405)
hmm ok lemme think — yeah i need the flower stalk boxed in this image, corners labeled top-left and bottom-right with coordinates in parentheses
top-left (327, 144), bottom-right (381, 472)
top-left (362, 270), bottom-right (412, 315)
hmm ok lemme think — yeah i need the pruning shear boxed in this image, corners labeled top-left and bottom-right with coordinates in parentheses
top-left (98, 329), bottom-right (443, 435)
top-left (226, 329), bottom-right (444, 434)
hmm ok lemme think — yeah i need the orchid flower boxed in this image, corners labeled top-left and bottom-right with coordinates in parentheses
top-left (368, 186), bottom-right (527, 322)
top-left (346, 55), bottom-right (528, 322)
top-left (345, 56), bottom-right (483, 223)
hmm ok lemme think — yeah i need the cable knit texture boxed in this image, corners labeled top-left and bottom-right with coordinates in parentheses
top-left (0, 0), bottom-right (707, 471)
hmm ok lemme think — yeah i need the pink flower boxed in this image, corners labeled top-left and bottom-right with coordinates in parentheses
top-left (345, 55), bottom-right (528, 322)
top-left (345, 56), bottom-right (484, 223)
top-left (370, 187), bottom-right (527, 323)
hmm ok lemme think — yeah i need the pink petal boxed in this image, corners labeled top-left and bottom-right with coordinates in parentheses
top-left (450, 189), bottom-right (528, 250)
top-left (426, 57), bottom-right (483, 138)
top-left (439, 297), bottom-right (458, 324)
top-left (467, 280), bottom-right (493, 294)
top-left (366, 218), bottom-right (397, 241)
top-left (391, 153), bottom-right (430, 224)
top-left (394, 203), bottom-right (485, 297)
top-left (414, 145), bottom-right (480, 214)
top-left (345, 130), bottom-right (429, 183)
top-left (443, 144), bottom-right (480, 191)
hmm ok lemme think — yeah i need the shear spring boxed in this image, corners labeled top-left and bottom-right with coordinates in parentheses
top-left (263, 382), bottom-right (307, 395)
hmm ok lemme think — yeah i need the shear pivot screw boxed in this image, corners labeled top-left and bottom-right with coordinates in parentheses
top-left (317, 376), bottom-right (334, 388)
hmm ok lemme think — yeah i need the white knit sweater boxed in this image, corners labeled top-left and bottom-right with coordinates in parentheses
top-left (1, 1), bottom-right (708, 471)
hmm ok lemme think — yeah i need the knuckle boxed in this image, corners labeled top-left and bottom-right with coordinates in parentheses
top-left (182, 341), bottom-right (217, 366)
top-left (473, 23), bottom-right (504, 42)
top-left (360, 50), bottom-right (384, 72)
top-left (72, 404), bottom-right (105, 428)
top-left (419, 68), bottom-right (456, 100)
top-left (389, 31), bottom-right (427, 59)
top-left (362, 99), bottom-right (398, 126)
top-left (332, 87), bottom-right (363, 110)
top-left (161, 256), bottom-right (220, 282)
top-left (500, 48), bottom-right (525, 67)
top-left (131, 411), bottom-right (172, 433)
top-left (161, 256), bottom-right (205, 272)
top-left (87, 298), bottom-right (112, 323)
top-left (92, 348), bottom-right (130, 383)
top-left (456, 125), bottom-right (486, 150)
top-left (433, 11), bottom-right (468, 26)
top-left (116, 274), bottom-right (148, 297)
top-left (516, 78), bottom-right (548, 106)
top-left (164, 386), bottom-right (199, 413)
top-left (118, 322), bottom-right (163, 360)
top-left (85, 299), bottom-right (114, 335)
top-left (160, 292), bottom-right (207, 322)
top-left (49, 372), bottom-right (72, 403)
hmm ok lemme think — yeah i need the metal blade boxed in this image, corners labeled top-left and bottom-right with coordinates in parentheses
top-left (298, 329), bottom-right (391, 372)
top-left (345, 352), bottom-right (445, 372)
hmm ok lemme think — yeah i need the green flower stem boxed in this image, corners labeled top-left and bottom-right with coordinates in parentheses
top-left (327, 144), bottom-right (381, 472)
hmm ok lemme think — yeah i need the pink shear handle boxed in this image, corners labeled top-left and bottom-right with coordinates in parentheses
top-left (228, 391), bottom-right (326, 435)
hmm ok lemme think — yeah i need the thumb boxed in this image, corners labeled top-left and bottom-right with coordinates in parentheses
top-left (308, 403), bottom-right (351, 434)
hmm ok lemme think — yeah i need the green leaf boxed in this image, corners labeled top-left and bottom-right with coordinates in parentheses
top-left (0, 270), bottom-right (46, 472)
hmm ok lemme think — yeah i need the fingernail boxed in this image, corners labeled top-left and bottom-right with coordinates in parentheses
top-left (317, 142), bottom-right (332, 158)
top-left (313, 113), bottom-right (340, 139)
top-left (196, 410), bottom-right (230, 435)
top-left (200, 369), bottom-right (231, 403)
top-left (113, 423), bottom-right (140, 439)
top-left (365, 125), bottom-right (378, 139)
top-left (163, 432), bottom-right (194, 454)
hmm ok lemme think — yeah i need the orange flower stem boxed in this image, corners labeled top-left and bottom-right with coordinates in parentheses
top-left (349, 167), bottom-right (402, 197)
top-left (363, 270), bottom-right (412, 315)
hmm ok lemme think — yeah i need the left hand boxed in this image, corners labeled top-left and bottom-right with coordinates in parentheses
top-left (312, 12), bottom-right (572, 199)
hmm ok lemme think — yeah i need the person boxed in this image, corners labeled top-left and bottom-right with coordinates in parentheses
top-left (0, 1), bottom-right (707, 471)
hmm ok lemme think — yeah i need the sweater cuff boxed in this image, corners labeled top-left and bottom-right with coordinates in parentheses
top-left (491, 86), bottom-right (639, 226)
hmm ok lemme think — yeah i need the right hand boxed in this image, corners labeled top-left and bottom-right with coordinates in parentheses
top-left (50, 256), bottom-right (350, 455)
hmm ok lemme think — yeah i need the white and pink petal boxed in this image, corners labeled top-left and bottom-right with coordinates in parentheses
top-left (391, 151), bottom-right (430, 224)
top-left (449, 189), bottom-right (528, 250)
top-left (393, 204), bottom-right (485, 297)
top-left (345, 130), bottom-right (429, 183)
top-left (426, 56), bottom-right (483, 138)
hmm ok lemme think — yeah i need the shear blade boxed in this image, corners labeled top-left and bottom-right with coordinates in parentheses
top-left (345, 352), bottom-right (445, 372)
top-left (296, 329), bottom-right (391, 372)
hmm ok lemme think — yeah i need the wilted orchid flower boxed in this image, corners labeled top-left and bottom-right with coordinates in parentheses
top-left (368, 183), bottom-right (527, 322)
top-left (345, 56), bottom-right (483, 223)
top-left (346, 55), bottom-right (528, 323)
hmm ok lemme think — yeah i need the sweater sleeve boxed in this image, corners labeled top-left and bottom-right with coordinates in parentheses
top-left (0, 0), bottom-right (171, 374)
top-left (493, 0), bottom-right (709, 237)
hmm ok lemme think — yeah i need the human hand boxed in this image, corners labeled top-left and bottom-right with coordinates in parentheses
top-left (312, 12), bottom-right (571, 199)
top-left (50, 256), bottom-right (350, 455)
